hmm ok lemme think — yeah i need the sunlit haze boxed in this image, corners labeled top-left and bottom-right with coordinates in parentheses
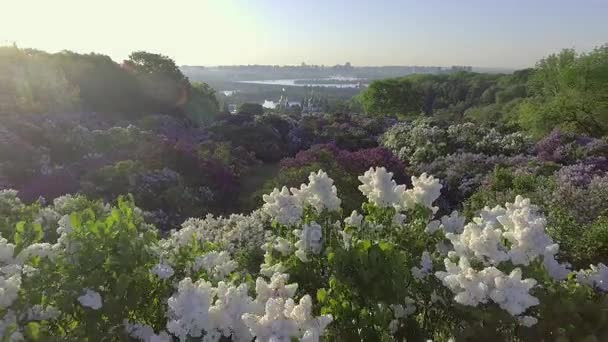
top-left (2, 0), bottom-right (608, 67)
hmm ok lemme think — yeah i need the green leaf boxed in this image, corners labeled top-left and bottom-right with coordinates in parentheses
top-left (24, 322), bottom-right (40, 340)
top-left (317, 288), bottom-right (327, 303)
top-left (14, 221), bottom-right (25, 245)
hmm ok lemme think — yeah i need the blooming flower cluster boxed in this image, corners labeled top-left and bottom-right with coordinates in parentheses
top-left (432, 196), bottom-right (579, 325)
top-left (167, 210), bottom-right (268, 253)
top-left (358, 167), bottom-right (442, 213)
top-left (193, 251), bottom-right (238, 281)
top-left (293, 222), bottom-right (323, 262)
top-left (577, 263), bottom-right (608, 292)
top-left (163, 272), bottom-right (330, 342)
top-left (77, 289), bottom-right (103, 310)
top-left (262, 170), bottom-right (341, 226)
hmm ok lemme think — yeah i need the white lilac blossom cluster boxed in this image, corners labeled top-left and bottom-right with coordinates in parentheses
top-left (164, 273), bottom-right (331, 342)
top-left (151, 262), bottom-right (175, 280)
top-left (262, 170), bottom-right (341, 226)
top-left (167, 210), bottom-right (268, 254)
top-left (444, 196), bottom-right (571, 279)
top-left (358, 167), bottom-right (441, 214)
top-left (433, 196), bottom-right (575, 325)
top-left (388, 298), bottom-right (416, 334)
top-left (293, 222), bottom-right (323, 262)
top-left (436, 257), bottom-right (539, 317)
top-left (411, 251), bottom-right (433, 280)
top-left (0, 230), bottom-right (62, 339)
top-left (78, 289), bottom-right (103, 310)
top-left (577, 263), bottom-right (608, 292)
top-left (192, 251), bottom-right (238, 281)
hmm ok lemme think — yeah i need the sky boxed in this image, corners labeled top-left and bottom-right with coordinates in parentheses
top-left (1, 0), bottom-right (607, 68)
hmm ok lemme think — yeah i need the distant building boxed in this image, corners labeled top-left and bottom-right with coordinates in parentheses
top-left (302, 90), bottom-right (324, 114)
top-left (276, 95), bottom-right (301, 111)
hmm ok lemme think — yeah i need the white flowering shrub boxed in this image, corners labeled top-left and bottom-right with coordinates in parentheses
top-left (0, 168), bottom-right (607, 341)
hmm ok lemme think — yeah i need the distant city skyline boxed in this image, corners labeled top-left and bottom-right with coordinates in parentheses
top-left (1, 0), bottom-right (607, 69)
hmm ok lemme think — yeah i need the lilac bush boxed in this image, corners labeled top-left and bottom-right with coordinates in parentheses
top-left (381, 120), bottom-right (532, 165)
top-left (535, 129), bottom-right (608, 164)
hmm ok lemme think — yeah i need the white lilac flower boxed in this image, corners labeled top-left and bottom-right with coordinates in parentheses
top-left (293, 222), bottom-right (323, 262)
top-left (388, 299), bottom-right (415, 334)
top-left (208, 282), bottom-right (255, 341)
top-left (272, 237), bottom-right (293, 256)
top-left (243, 294), bottom-right (332, 342)
top-left (446, 220), bottom-right (509, 266)
top-left (16, 243), bottom-right (57, 263)
top-left (403, 173), bottom-right (442, 214)
top-left (391, 298), bottom-right (416, 319)
top-left (166, 277), bottom-right (214, 339)
top-left (262, 187), bottom-right (303, 226)
top-left (0, 237), bottom-right (15, 264)
top-left (358, 167), bottom-right (405, 208)
top-left (169, 211), bottom-right (267, 254)
top-left (436, 258), bottom-right (539, 316)
top-left (542, 245), bottom-right (571, 280)
top-left (426, 211), bottom-right (465, 234)
top-left (124, 320), bottom-right (165, 341)
top-left (488, 268), bottom-right (539, 316)
top-left (577, 263), bottom-right (608, 292)
top-left (339, 230), bottom-right (353, 250)
top-left (148, 332), bottom-right (172, 342)
top-left (0, 274), bottom-right (21, 309)
top-left (344, 210), bottom-right (363, 228)
top-left (77, 289), bottom-right (102, 310)
top-left (193, 251), bottom-right (237, 281)
top-left (411, 251), bottom-right (433, 280)
top-left (285, 295), bottom-right (333, 342)
top-left (517, 315), bottom-right (539, 327)
top-left (259, 251), bottom-right (287, 277)
top-left (499, 196), bottom-right (554, 266)
top-left (254, 273), bottom-right (298, 305)
top-left (34, 207), bottom-right (61, 235)
top-left (448, 196), bottom-right (570, 278)
top-left (242, 297), bottom-right (300, 342)
top-left (291, 170), bottom-right (341, 213)
top-left (392, 213), bottom-right (407, 225)
top-left (150, 262), bottom-right (175, 280)
top-left (27, 304), bottom-right (60, 321)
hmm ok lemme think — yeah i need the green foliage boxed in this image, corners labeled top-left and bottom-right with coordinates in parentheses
top-left (359, 77), bottom-right (422, 116)
top-left (518, 45), bottom-right (608, 137)
top-left (238, 102), bottom-right (265, 116)
top-left (0, 47), bottom-right (80, 115)
top-left (185, 82), bottom-right (220, 125)
top-left (360, 71), bottom-right (531, 125)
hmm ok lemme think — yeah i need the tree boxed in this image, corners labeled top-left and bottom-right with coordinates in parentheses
top-left (359, 78), bottom-right (422, 116)
top-left (184, 82), bottom-right (220, 125)
top-left (0, 46), bottom-right (80, 115)
top-left (124, 51), bottom-right (189, 113)
top-left (518, 45), bottom-right (608, 137)
top-left (53, 51), bottom-right (143, 113)
top-left (238, 103), bottom-right (264, 116)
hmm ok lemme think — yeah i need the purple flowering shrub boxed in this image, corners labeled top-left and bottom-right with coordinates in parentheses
top-left (413, 153), bottom-right (508, 213)
top-left (535, 129), bottom-right (608, 164)
top-left (0, 112), bottom-right (244, 230)
top-left (80, 161), bottom-right (215, 230)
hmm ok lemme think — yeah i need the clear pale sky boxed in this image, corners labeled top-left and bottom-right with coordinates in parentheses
top-left (1, 0), bottom-right (607, 68)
